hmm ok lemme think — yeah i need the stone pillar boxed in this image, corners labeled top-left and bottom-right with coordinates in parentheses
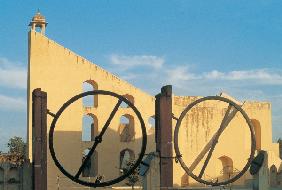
top-left (269, 164), bottom-right (277, 187)
top-left (155, 85), bottom-right (173, 189)
top-left (253, 151), bottom-right (269, 190)
top-left (142, 152), bottom-right (160, 190)
top-left (41, 25), bottom-right (46, 35)
top-left (32, 88), bottom-right (47, 190)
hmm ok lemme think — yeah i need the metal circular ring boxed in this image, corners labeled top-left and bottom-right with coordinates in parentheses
top-left (49, 90), bottom-right (147, 187)
top-left (174, 96), bottom-right (256, 186)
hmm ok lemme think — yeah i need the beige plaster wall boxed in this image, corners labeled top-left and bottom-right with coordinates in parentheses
top-left (171, 96), bottom-right (280, 187)
top-left (27, 31), bottom-right (155, 189)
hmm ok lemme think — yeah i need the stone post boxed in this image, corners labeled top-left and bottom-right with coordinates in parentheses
top-left (155, 85), bottom-right (173, 189)
top-left (32, 88), bottom-right (47, 190)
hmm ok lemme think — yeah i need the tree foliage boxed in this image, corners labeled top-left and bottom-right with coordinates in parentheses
top-left (7, 136), bottom-right (26, 156)
top-left (121, 159), bottom-right (140, 189)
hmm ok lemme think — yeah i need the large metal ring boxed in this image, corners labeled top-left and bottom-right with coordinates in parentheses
top-left (174, 96), bottom-right (256, 186)
top-left (49, 90), bottom-right (147, 187)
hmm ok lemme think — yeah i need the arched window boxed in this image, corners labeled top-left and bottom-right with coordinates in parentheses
top-left (120, 149), bottom-right (135, 170)
top-left (82, 149), bottom-right (98, 177)
top-left (82, 114), bottom-right (98, 142)
top-left (83, 80), bottom-right (98, 107)
top-left (218, 156), bottom-right (233, 180)
top-left (148, 116), bottom-right (155, 134)
top-left (148, 116), bottom-right (155, 128)
top-left (119, 114), bottom-right (135, 142)
top-left (181, 173), bottom-right (189, 187)
top-left (251, 119), bottom-right (261, 150)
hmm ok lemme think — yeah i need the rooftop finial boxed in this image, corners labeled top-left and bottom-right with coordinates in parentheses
top-left (28, 10), bottom-right (48, 35)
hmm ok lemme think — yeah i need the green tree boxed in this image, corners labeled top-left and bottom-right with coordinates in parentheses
top-left (7, 136), bottom-right (26, 156)
top-left (122, 160), bottom-right (140, 189)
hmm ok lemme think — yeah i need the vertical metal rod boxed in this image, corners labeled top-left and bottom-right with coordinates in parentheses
top-left (32, 88), bottom-right (47, 190)
top-left (57, 176), bottom-right (59, 190)
top-left (155, 85), bottom-right (173, 189)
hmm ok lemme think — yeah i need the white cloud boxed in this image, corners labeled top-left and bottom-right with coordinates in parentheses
top-left (110, 54), bottom-right (164, 69)
top-left (0, 57), bottom-right (27, 89)
top-left (165, 68), bottom-right (282, 87)
top-left (204, 69), bottom-right (282, 84)
top-left (107, 54), bottom-right (282, 102)
top-left (166, 66), bottom-right (199, 86)
top-left (0, 94), bottom-right (26, 111)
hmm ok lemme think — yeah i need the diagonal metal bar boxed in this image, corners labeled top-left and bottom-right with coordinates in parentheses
top-left (190, 103), bottom-right (240, 174)
top-left (198, 104), bottom-right (237, 178)
top-left (74, 99), bottom-right (123, 179)
top-left (172, 113), bottom-right (179, 121)
top-left (47, 109), bottom-right (56, 117)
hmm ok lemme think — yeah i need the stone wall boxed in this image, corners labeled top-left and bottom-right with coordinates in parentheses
top-left (269, 164), bottom-right (282, 188)
top-left (0, 155), bottom-right (32, 190)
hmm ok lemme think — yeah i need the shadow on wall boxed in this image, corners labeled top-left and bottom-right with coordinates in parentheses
top-left (51, 127), bottom-right (252, 189)
top-left (251, 119), bottom-right (261, 151)
top-left (50, 126), bottom-right (155, 189)
top-left (179, 155), bottom-right (237, 187)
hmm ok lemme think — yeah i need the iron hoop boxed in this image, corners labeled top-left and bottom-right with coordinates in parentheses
top-left (174, 96), bottom-right (256, 186)
top-left (49, 90), bottom-right (147, 187)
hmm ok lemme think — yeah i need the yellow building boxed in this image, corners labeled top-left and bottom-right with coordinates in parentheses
top-left (27, 12), bottom-right (282, 189)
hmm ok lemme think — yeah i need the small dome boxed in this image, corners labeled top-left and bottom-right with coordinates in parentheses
top-left (32, 11), bottom-right (46, 22)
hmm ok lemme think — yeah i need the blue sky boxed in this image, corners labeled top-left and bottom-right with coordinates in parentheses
top-left (0, 0), bottom-right (282, 151)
